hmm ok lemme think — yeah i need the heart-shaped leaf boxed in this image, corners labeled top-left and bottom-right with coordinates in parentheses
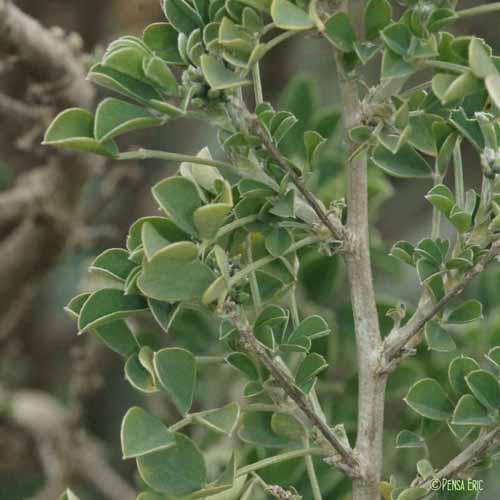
top-left (90, 248), bottom-right (137, 282)
top-left (424, 321), bottom-right (456, 352)
top-left (395, 430), bottom-right (425, 449)
top-left (153, 176), bottom-right (201, 236)
top-left (466, 370), bottom-right (500, 413)
top-left (154, 347), bottom-right (196, 415)
top-left (143, 23), bottom-right (184, 64)
top-left (449, 356), bottom-right (480, 395)
top-left (270, 0), bottom-right (313, 31)
top-left (195, 402), bottom-right (240, 435)
top-left (445, 299), bottom-right (483, 324)
top-left (265, 227), bottom-right (293, 257)
top-left (194, 203), bottom-right (233, 239)
top-left (452, 394), bottom-right (495, 426)
top-left (78, 289), bottom-right (148, 334)
top-left (200, 55), bottom-right (252, 90)
top-left (324, 13), bottom-right (357, 52)
top-left (44, 108), bottom-right (118, 157)
top-left (162, 0), bottom-right (203, 35)
top-left (364, 0), bottom-right (392, 40)
top-left (125, 352), bottom-right (157, 393)
top-left (226, 352), bottom-right (259, 380)
top-left (121, 406), bottom-right (175, 458)
top-left (94, 98), bottom-right (162, 142)
top-left (372, 143), bottom-right (431, 178)
top-left (404, 378), bottom-right (453, 421)
top-left (138, 247), bottom-right (215, 302)
top-left (137, 433), bottom-right (207, 496)
top-left (238, 411), bottom-right (296, 447)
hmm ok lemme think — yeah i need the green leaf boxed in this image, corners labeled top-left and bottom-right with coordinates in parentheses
top-left (94, 98), bottom-right (162, 143)
top-left (381, 23), bottom-right (412, 56)
top-left (452, 394), bottom-right (495, 426)
top-left (148, 298), bottom-right (180, 334)
top-left (440, 72), bottom-right (482, 105)
top-left (425, 184), bottom-right (455, 217)
top-left (143, 23), bottom-right (184, 64)
top-left (103, 47), bottom-right (146, 80)
top-left (200, 55), bottom-right (251, 91)
top-left (445, 299), bottom-right (483, 324)
top-left (381, 48), bottom-right (415, 79)
top-left (238, 411), bottom-right (295, 447)
top-left (142, 221), bottom-right (171, 260)
top-left (121, 406), bottom-right (175, 458)
top-left (428, 8), bottom-right (458, 32)
top-left (270, 0), bottom-right (313, 31)
top-left (194, 204), bottom-right (232, 239)
top-left (43, 108), bottom-right (118, 157)
top-left (143, 56), bottom-right (178, 94)
top-left (195, 402), bottom-right (240, 435)
top-left (424, 321), bottom-right (456, 352)
top-left (288, 315), bottom-right (331, 345)
top-left (449, 356), bottom-right (480, 395)
top-left (138, 247), bottom-right (215, 302)
top-left (154, 347), bottom-right (196, 415)
top-left (92, 320), bottom-right (139, 357)
top-left (295, 353), bottom-right (328, 392)
top-left (407, 114), bottom-right (441, 156)
top-left (364, 0), bottom-right (392, 40)
top-left (265, 227), bottom-right (293, 257)
top-left (485, 73), bottom-right (500, 109)
top-left (125, 352), bottom-right (157, 393)
top-left (137, 433), bottom-right (206, 496)
top-left (395, 430), bottom-right (425, 449)
top-left (181, 147), bottom-right (224, 194)
top-left (226, 352), bottom-right (259, 380)
top-left (486, 346), bottom-right (500, 370)
top-left (404, 378), bottom-right (453, 421)
top-left (162, 0), bottom-right (203, 35)
top-left (59, 489), bottom-right (79, 500)
top-left (324, 13), bottom-right (357, 52)
top-left (469, 37), bottom-right (497, 78)
top-left (127, 216), bottom-right (188, 254)
top-left (466, 370), bottom-right (500, 413)
top-left (90, 248), bottom-right (137, 282)
top-left (371, 143), bottom-right (432, 178)
top-left (390, 240), bottom-right (415, 266)
top-left (152, 176), bottom-right (201, 236)
top-left (450, 109), bottom-right (484, 150)
top-left (270, 190), bottom-right (295, 218)
top-left (270, 413), bottom-right (305, 439)
top-left (78, 289), bottom-right (147, 334)
top-left (88, 63), bottom-right (161, 102)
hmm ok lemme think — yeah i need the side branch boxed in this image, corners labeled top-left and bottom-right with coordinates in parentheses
top-left (251, 120), bottom-right (346, 242)
top-left (416, 427), bottom-right (500, 496)
top-left (382, 240), bottom-right (500, 370)
top-left (223, 301), bottom-right (360, 477)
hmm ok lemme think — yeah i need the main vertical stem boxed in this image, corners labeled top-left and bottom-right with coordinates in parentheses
top-left (338, 74), bottom-right (387, 499)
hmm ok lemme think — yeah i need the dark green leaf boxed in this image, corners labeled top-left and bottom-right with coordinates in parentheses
top-left (121, 406), bottom-right (175, 458)
top-left (404, 378), bottom-right (453, 421)
top-left (78, 289), bottom-right (147, 334)
top-left (137, 433), bottom-right (206, 496)
top-left (154, 347), bottom-right (196, 415)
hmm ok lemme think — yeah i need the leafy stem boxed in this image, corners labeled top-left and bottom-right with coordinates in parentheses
top-left (115, 148), bottom-right (235, 171)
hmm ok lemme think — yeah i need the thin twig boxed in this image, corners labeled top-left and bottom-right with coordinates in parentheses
top-left (223, 301), bottom-right (360, 476)
top-left (383, 240), bottom-right (500, 370)
top-left (247, 114), bottom-right (346, 243)
top-left (416, 427), bottom-right (500, 498)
